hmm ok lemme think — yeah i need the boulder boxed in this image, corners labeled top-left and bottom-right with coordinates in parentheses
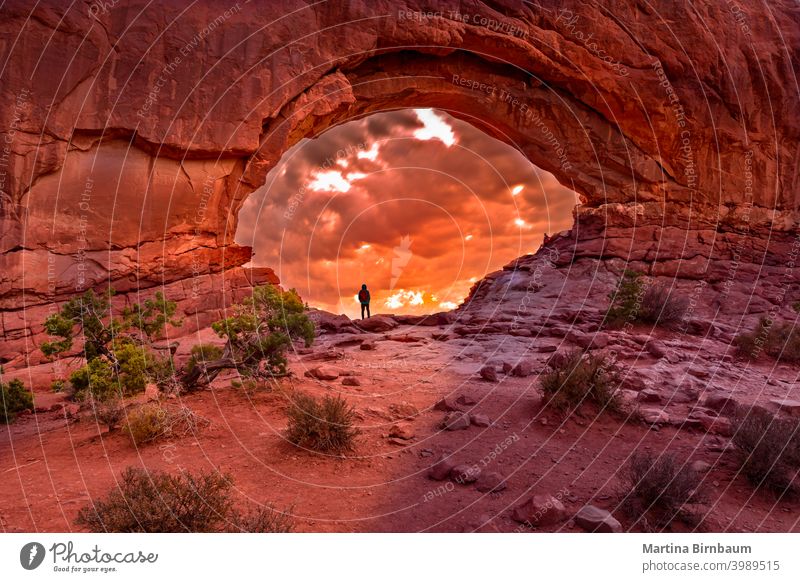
top-left (479, 365), bottom-right (498, 382)
top-left (306, 366), bottom-right (339, 381)
top-left (475, 471), bottom-right (507, 493)
top-left (442, 412), bottom-right (471, 431)
top-left (471, 413), bottom-right (491, 427)
top-left (342, 376), bottom-right (361, 386)
top-left (574, 505), bottom-right (622, 533)
top-left (355, 315), bottom-right (398, 333)
top-left (511, 361), bottom-right (534, 377)
top-left (512, 494), bottom-right (567, 526)
top-left (428, 454), bottom-right (456, 481)
top-left (450, 464), bottom-right (481, 484)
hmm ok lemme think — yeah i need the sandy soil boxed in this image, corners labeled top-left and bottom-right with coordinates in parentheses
top-left (2, 321), bottom-right (798, 533)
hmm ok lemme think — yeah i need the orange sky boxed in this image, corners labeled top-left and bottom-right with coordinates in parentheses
top-left (236, 109), bottom-right (576, 318)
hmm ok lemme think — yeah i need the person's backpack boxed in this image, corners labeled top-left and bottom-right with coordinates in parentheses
top-left (358, 289), bottom-right (369, 303)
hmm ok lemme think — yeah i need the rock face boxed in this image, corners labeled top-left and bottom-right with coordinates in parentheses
top-left (0, 1), bottom-right (798, 360)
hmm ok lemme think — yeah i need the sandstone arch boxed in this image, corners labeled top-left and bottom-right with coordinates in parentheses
top-left (1, 0), bottom-right (798, 360)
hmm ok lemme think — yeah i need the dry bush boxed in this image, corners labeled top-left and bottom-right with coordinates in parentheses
top-left (638, 285), bottom-right (690, 328)
top-left (620, 451), bottom-right (704, 530)
top-left (224, 505), bottom-right (294, 533)
top-left (731, 406), bottom-right (800, 498)
top-left (285, 391), bottom-right (359, 453)
top-left (540, 350), bottom-right (622, 415)
top-left (90, 396), bottom-right (125, 432)
top-left (124, 402), bottom-right (209, 445)
top-left (75, 467), bottom-right (292, 533)
top-left (735, 318), bottom-right (800, 364)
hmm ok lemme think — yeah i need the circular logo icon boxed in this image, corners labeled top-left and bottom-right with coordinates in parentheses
top-left (20, 542), bottom-right (46, 570)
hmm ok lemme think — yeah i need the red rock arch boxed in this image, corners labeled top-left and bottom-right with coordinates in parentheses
top-left (1, 1), bottom-right (798, 360)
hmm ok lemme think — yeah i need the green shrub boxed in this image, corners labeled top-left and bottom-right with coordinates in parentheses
top-left (1, 378), bottom-right (34, 423)
top-left (735, 318), bottom-right (800, 363)
top-left (731, 406), bottom-right (800, 497)
top-left (186, 343), bottom-right (224, 374)
top-left (285, 391), bottom-right (359, 453)
top-left (51, 379), bottom-right (66, 393)
top-left (69, 342), bottom-right (166, 401)
top-left (604, 270), bottom-right (687, 329)
top-left (620, 451), bottom-right (704, 530)
top-left (540, 350), bottom-right (622, 414)
top-left (76, 467), bottom-right (292, 532)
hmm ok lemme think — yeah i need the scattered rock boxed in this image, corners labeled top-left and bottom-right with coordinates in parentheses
top-left (511, 361), bottom-right (534, 377)
top-left (428, 454), bottom-right (456, 481)
top-left (688, 366), bottom-right (710, 379)
top-left (433, 396), bottom-right (461, 412)
top-left (698, 414), bottom-right (733, 437)
top-left (471, 413), bottom-right (491, 427)
top-left (456, 395), bottom-right (477, 407)
top-left (341, 376), bottom-right (361, 387)
top-left (359, 341), bottom-right (376, 351)
top-left (690, 460), bottom-right (712, 473)
top-left (306, 366), bottom-right (339, 381)
top-left (388, 402), bottom-right (419, 420)
top-left (442, 411), bottom-right (471, 431)
top-left (699, 392), bottom-right (739, 415)
top-left (537, 345), bottom-right (558, 353)
top-left (639, 407), bottom-right (670, 425)
top-left (574, 505), bottom-right (622, 533)
top-left (501, 362), bottom-right (514, 374)
top-left (450, 464), bottom-right (481, 484)
top-left (388, 423), bottom-right (415, 440)
top-left (475, 471), bottom-right (507, 493)
top-left (303, 349), bottom-right (345, 362)
top-left (479, 365), bottom-right (498, 382)
top-left (512, 494), bottom-right (567, 526)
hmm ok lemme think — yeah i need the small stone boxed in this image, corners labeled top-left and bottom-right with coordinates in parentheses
top-left (574, 505), bottom-right (622, 533)
top-left (699, 414), bottom-right (733, 437)
top-left (442, 412), bottom-right (471, 431)
top-left (512, 494), bottom-right (567, 526)
top-left (342, 376), bottom-right (361, 386)
top-left (475, 471), bottom-right (507, 493)
top-left (307, 366), bottom-right (339, 381)
top-left (456, 395), bottom-right (477, 406)
top-left (639, 407), bottom-right (669, 425)
top-left (471, 413), bottom-right (491, 427)
top-left (388, 402), bottom-right (419, 420)
top-left (512, 361), bottom-right (534, 377)
top-left (479, 365), bottom-right (498, 382)
top-left (388, 423), bottom-right (415, 440)
top-left (428, 454), bottom-right (456, 481)
top-left (433, 396), bottom-right (461, 412)
top-left (690, 460), bottom-right (712, 473)
top-left (537, 345), bottom-right (558, 353)
top-left (450, 464), bottom-right (481, 484)
top-left (502, 362), bottom-right (514, 374)
top-left (360, 341), bottom-right (376, 351)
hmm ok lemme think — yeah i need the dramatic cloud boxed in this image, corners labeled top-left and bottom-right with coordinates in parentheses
top-left (236, 109), bottom-right (576, 317)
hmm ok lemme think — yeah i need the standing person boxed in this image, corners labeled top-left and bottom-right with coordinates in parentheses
top-left (358, 284), bottom-right (371, 319)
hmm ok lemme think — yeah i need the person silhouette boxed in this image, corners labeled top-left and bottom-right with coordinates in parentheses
top-left (358, 283), bottom-right (371, 319)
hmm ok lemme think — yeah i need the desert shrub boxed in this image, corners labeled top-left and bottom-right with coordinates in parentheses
top-left (604, 270), bottom-right (687, 329)
top-left (620, 451), bottom-right (704, 530)
top-left (76, 467), bottom-right (292, 533)
top-left (735, 318), bottom-right (800, 364)
top-left (540, 350), bottom-right (622, 414)
top-left (224, 505), bottom-right (295, 533)
top-left (51, 379), bottom-right (66, 392)
top-left (186, 343), bottom-right (224, 374)
top-left (285, 391), bottom-right (359, 453)
top-left (731, 406), bottom-right (800, 497)
top-left (182, 285), bottom-right (315, 389)
top-left (90, 397), bottom-right (125, 432)
top-left (1, 377), bottom-right (34, 423)
top-left (123, 402), bottom-right (209, 445)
